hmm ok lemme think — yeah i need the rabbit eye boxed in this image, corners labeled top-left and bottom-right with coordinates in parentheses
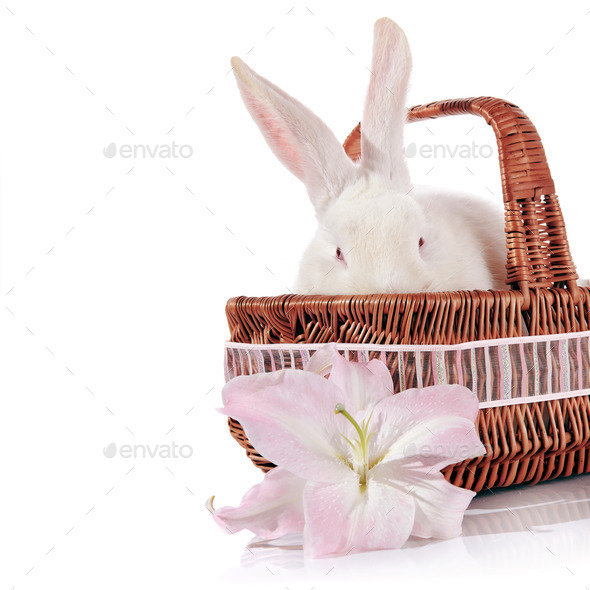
top-left (419, 237), bottom-right (425, 248)
top-left (336, 247), bottom-right (346, 262)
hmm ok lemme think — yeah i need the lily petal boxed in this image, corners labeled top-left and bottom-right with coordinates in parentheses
top-left (305, 344), bottom-right (394, 411)
top-left (305, 342), bottom-right (338, 376)
top-left (302, 476), bottom-right (415, 558)
top-left (327, 351), bottom-right (394, 412)
top-left (371, 460), bottom-right (476, 539)
top-left (207, 467), bottom-right (306, 538)
top-left (367, 384), bottom-right (485, 470)
top-left (221, 369), bottom-right (352, 483)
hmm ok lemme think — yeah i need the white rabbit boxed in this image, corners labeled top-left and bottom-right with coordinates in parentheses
top-left (231, 18), bottom-right (506, 295)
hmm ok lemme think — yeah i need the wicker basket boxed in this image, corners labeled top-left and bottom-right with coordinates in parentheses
top-left (224, 97), bottom-right (590, 493)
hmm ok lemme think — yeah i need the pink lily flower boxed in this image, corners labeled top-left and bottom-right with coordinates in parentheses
top-left (208, 344), bottom-right (485, 558)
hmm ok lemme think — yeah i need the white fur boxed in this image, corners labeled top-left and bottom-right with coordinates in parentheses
top-left (231, 56), bottom-right (355, 214)
top-left (294, 176), bottom-right (506, 294)
top-left (361, 18), bottom-right (412, 190)
top-left (232, 18), bottom-right (507, 295)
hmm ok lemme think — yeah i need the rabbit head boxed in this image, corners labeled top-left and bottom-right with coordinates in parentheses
top-left (231, 18), bottom-right (478, 295)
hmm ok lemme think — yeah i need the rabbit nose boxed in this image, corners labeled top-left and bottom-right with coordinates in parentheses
top-left (378, 268), bottom-right (426, 294)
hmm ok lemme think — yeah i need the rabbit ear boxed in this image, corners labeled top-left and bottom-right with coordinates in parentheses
top-left (231, 57), bottom-right (356, 214)
top-left (361, 18), bottom-right (412, 191)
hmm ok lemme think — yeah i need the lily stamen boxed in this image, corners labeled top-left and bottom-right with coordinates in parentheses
top-left (335, 403), bottom-right (372, 487)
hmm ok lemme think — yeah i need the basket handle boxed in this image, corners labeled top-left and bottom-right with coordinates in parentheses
top-left (342, 97), bottom-right (579, 308)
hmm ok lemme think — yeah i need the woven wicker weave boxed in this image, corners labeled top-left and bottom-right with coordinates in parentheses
top-left (225, 97), bottom-right (590, 492)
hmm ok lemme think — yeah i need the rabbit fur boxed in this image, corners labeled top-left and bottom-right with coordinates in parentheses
top-left (231, 17), bottom-right (506, 295)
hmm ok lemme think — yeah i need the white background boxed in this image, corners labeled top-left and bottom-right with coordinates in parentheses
top-left (1, 1), bottom-right (590, 589)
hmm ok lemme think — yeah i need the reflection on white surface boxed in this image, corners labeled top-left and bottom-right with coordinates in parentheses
top-left (462, 473), bottom-right (590, 566)
top-left (464, 473), bottom-right (590, 535)
top-left (221, 474), bottom-right (590, 587)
